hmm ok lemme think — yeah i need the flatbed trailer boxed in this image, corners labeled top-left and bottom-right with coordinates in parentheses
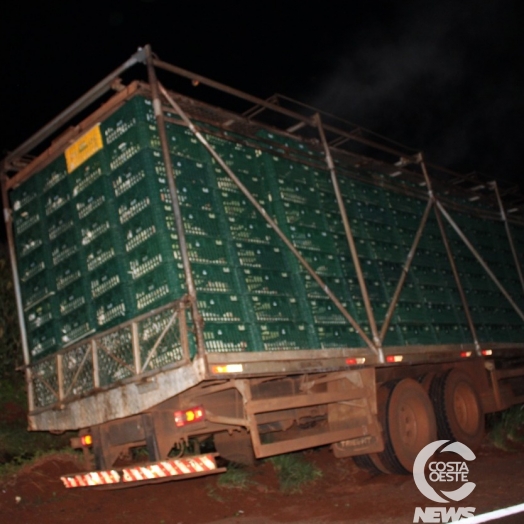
top-left (2, 46), bottom-right (524, 488)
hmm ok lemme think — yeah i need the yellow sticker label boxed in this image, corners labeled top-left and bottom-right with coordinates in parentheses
top-left (65, 125), bottom-right (103, 173)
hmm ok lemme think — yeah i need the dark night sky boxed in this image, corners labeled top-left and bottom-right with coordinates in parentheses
top-left (1, 1), bottom-right (523, 206)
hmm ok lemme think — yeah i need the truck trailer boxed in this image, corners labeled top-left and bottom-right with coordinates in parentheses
top-left (1, 45), bottom-right (524, 488)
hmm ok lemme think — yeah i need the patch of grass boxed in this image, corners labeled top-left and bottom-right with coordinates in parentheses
top-left (0, 449), bottom-right (80, 481)
top-left (217, 463), bottom-right (253, 490)
top-left (0, 425), bottom-right (73, 465)
top-left (488, 404), bottom-right (524, 451)
top-left (268, 452), bottom-right (322, 493)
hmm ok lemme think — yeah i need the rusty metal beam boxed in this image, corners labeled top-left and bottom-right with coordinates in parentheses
top-left (417, 156), bottom-right (482, 354)
top-left (144, 45), bottom-right (207, 363)
top-left (315, 114), bottom-right (382, 360)
top-left (1, 174), bottom-right (35, 411)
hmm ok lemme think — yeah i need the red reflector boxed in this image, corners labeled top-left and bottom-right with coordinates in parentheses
top-left (386, 355), bottom-right (403, 363)
top-left (346, 357), bottom-right (366, 365)
top-left (81, 435), bottom-right (93, 447)
top-left (174, 406), bottom-right (205, 427)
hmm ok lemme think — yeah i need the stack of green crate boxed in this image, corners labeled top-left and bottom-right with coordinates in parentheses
top-left (12, 93), bottom-right (523, 363)
top-left (11, 170), bottom-right (60, 361)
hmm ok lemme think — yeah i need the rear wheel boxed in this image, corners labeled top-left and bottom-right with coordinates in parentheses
top-left (430, 369), bottom-right (484, 450)
top-left (377, 379), bottom-right (437, 474)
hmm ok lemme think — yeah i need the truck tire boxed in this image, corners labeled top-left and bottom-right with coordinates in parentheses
top-left (430, 369), bottom-right (485, 450)
top-left (352, 453), bottom-right (386, 475)
top-left (214, 429), bottom-right (256, 466)
top-left (376, 379), bottom-right (437, 474)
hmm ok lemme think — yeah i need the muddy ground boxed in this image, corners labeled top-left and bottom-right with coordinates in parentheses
top-left (1, 440), bottom-right (523, 524)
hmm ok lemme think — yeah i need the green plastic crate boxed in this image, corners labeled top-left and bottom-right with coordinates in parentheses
top-left (250, 295), bottom-right (302, 322)
top-left (14, 220), bottom-right (47, 260)
top-left (45, 202), bottom-right (75, 241)
top-left (307, 297), bottom-right (348, 324)
top-left (75, 185), bottom-right (113, 221)
top-left (21, 270), bottom-right (55, 310)
top-left (50, 227), bottom-right (81, 266)
top-left (372, 241), bottom-right (406, 264)
top-left (43, 177), bottom-right (72, 218)
top-left (84, 228), bottom-right (125, 272)
top-left (314, 324), bottom-right (364, 348)
top-left (10, 171), bottom-right (43, 217)
top-left (166, 122), bottom-right (205, 161)
top-left (197, 293), bottom-right (249, 323)
top-left (178, 236), bottom-right (229, 266)
top-left (258, 321), bottom-right (311, 351)
top-left (17, 245), bottom-right (52, 283)
top-left (54, 254), bottom-right (86, 291)
top-left (25, 295), bottom-right (58, 333)
top-left (70, 150), bottom-right (111, 196)
top-left (189, 263), bottom-right (240, 294)
top-left (94, 284), bottom-right (133, 329)
top-left (28, 321), bottom-right (61, 361)
top-left (203, 322), bottom-right (256, 352)
top-left (276, 183), bottom-right (318, 207)
top-left (57, 278), bottom-right (91, 317)
top-left (106, 123), bottom-right (162, 171)
top-left (59, 304), bottom-right (97, 346)
top-left (300, 250), bottom-right (343, 277)
top-left (233, 241), bottom-right (285, 270)
top-left (40, 157), bottom-right (68, 195)
top-left (242, 268), bottom-right (294, 296)
top-left (282, 202), bottom-right (328, 230)
top-left (301, 274), bottom-right (349, 300)
top-left (398, 323), bottom-right (437, 345)
top-left (226, 216), bottom-right (274, 244)
top-left (129, 263), bottom-right (183, 314)
top-left (79, 208), bottom-right (120, 245)
top-left (289, 224), bottom-right (336, 253)
top-left (101, 95), bottom-right (156, 145)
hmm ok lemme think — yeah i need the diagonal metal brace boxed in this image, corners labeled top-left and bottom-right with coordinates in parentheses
top-left (158, 83), bottom-right (379, 357)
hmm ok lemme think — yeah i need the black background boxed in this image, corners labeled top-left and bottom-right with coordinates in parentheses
top-left (1, 0), bottom-right (523, 242)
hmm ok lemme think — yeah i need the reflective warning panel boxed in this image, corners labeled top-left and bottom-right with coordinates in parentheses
top-left (65, 125), bottom-right (103, 173)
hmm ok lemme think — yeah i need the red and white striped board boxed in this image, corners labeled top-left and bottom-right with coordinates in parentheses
top-left (61, 453), bottom-right (219, 488)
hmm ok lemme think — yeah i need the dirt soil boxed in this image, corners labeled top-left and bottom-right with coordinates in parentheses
top-left (1, 441), bottom-right (524, 524)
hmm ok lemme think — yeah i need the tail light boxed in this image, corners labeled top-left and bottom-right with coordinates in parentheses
top-left (174, 406), bottom-right (205, 427)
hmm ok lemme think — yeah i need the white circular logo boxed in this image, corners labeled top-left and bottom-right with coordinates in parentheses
top-left (413, 440), bottom-right (476, 503)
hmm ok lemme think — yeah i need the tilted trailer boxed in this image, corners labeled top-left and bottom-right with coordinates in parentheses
top-left (1, 46), bottom-right (524, 488)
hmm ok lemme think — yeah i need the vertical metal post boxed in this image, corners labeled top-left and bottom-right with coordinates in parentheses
top-left (315, 114), bottom-right (383, 361)
top-left (491, 181), bottom-right (524, 294)
top-left (92, 339), bottom-right (100, 389)
top-left (1, 175), bottom-right (34, 411)
top-left (379, 199), bottom-right (433, 342)
top-left (131, 321), bottom-right (140, 375)
top-left (143, 45), bottom-right (207, 362)
top-left (57, 354), bottom-right (64, 403)
top-left (418, 156), bottom-right (481, 355)
top-left (178, 302), bottom-right (190, 362)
